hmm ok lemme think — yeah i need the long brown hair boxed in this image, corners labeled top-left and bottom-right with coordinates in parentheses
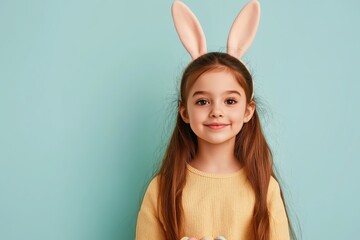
top-left (155, 52), bottom-right (298, 240)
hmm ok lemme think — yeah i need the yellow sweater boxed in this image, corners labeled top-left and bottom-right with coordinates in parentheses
top-left (136, 163), bottom-right (290, 240)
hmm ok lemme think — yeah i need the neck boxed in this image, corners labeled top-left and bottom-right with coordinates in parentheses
top-left (190, 137), bottom-right (242, 174)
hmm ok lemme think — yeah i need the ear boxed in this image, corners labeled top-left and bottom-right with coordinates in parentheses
top-left (179, 102), bottom-right (190, 124)
top-left (227, 0), bottom-right (260, 59)
top-left (171, 0), bottom-right (207, 59)
top-left (243, 101), bottom-right (256, 123)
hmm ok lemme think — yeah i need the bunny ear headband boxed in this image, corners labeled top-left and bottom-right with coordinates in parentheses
top-left (171, 0), bottom-right (261, 100)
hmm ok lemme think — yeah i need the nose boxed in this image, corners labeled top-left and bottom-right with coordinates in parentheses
top-left (209, 102), bottom-right (223, 118)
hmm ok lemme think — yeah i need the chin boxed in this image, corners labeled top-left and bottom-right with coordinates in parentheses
top-left (201, 136), bottom-right (236, 145)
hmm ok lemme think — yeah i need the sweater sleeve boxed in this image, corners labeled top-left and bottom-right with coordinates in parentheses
top-left (135, 176), bottom-right (166, 240)
top-left (268, 177), bottom-right (290, 240)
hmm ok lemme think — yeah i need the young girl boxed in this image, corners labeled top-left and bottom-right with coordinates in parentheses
top-left (136, 1), bottom-right (297, 240)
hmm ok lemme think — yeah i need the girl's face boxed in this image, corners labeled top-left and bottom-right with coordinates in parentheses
top-left (180, 69), bottom-right (255, 145)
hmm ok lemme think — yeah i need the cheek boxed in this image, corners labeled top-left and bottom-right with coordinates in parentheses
top-left (188, 108), bottom-right (206, 123)
top-left (229, 108), bottom-right (246, 121)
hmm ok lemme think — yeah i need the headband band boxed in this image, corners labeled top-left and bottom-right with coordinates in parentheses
top-left (171, 0), bottom-right (261, 100)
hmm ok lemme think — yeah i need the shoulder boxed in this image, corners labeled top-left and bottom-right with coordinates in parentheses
top-left (267, 177), bottom-right (290, 238)
top-left (144, 175), bottom-right (161, 198)
top-left (268, 176), bottom-right (281, 196)
top-left (267, 176), bottom-right (287, 216)
top-left (267, 176), bottom-right (283, 206)
top-left (139, 175), bottom-right (161, 213)
top-left (148, 175), bottom-right (161, 193)
top-left (136, 175), bottom-right (167, 238)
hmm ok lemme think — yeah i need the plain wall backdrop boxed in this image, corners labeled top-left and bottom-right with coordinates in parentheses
top-left (0, 0), bottom-right (359, 239)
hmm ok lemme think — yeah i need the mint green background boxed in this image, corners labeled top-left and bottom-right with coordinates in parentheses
top-left (0, 0), bottom-right (359, 239)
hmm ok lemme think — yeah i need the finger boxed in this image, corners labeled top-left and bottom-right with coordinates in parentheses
top-left (181, 237), bottom-right (199, 240)
top-left (214, 236), bottom-right (226, 240)
top-left (200, 237), bottom-right (213, 240)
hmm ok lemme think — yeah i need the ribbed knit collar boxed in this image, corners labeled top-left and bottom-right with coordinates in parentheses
top-left (186, 162), bottom-right (245, 179)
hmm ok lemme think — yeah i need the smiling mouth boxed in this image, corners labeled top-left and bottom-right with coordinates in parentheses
top-left (204, 124), bottom-right (229, 129)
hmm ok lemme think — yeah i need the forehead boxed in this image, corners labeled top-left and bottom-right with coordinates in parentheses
top-left (189, 70), bottom-right (245, 95)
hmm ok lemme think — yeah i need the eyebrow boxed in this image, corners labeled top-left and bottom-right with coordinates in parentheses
top-left (192, 90), bottom-right (241, 97)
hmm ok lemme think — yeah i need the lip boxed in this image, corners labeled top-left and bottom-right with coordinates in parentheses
top-left (204, 123), bottom-right (230, 129)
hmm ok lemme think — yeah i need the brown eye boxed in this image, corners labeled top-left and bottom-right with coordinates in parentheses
top-left (196, 99), bottom-right (209, 105)
top-left (225, 99), bottom-right (237, 105)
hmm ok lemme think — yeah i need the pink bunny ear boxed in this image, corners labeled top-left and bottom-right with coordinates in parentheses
top-left (227, 0), bottom-right (260, 59)
top-left (171, 0), bottom-right (207, 60)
